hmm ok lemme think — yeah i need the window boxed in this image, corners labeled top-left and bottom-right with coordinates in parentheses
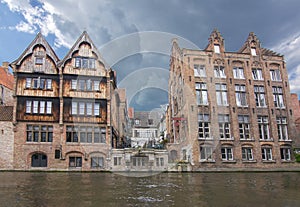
top-left (91, 157), bottom-right (104, 168)
top-left (94, 103), bottom-right (100, 116)
top-left (26, 125), bottom-right (53, 142)
top-left (242, 147), bottom-right (253, 161)
top-left (216, 84), bottom-right (228, 106)
top-left (254, 86), bottom-right (266, 107)
top-left (195, 83), bottom-right (208, 105)
top-left (75, 57), bottom-right (81, 68)
top-left (28, 77), bottom-right (52, 89)
top-left (79, 80), bottom-right (85, 90)
top-left (273, 86), bottom-right (285, 108)
top-left (74, 57), bottom-right (96, 69)
top-left (270, 69), bottom-right (281, 81)
top-left (235, 85), bottom-right (247, 106)
top-left (66, 126), bottom-right (106, 143)
top-left (26, 101), bottom-right (32, 113)
top-left (46, 101), bottom-right (52, 114)
top-left (194, 65), bottom-right (206, 77)
top-left (79, 102), bottom-right (85, 115)
top-left (86, 79), bottom-right (92, 91)
top-left (221, 147), bottom-right (233, 161)
top-left (72, 102), bottom-right (77, 115)
top-left (277, 117), bottom-right (288, 141)
top-left (71, 80), bottom-right (77, 90)
top-left (156, 158), bottom-right (164, 166)
top-left (26, 100), bottom-right (52, 114)
top-left (132, 157), bottom-right (148, 167)
top-left (26, 78), bottom-right (31, 88)
top-left (214, 66), bottom-right (226, 78)
top-left (69, 157), bottom-right (82, 167)
top-left (46, 79), bottom-right (52, 89)
top-left (114, 157), bottom-right (122, 166)
top-left (251, 48), bottom-right (257, 56)
top-left (238, 115), bottom-right (250, 140)
top-left (33, 101), bottom-right (39, 113)
top-left (261, 147), bottom-right (273, 161)
top-left (31, 153), bottom-right (47, 167)
top-left (280, 148), bottom-right (291, 161)
top-left (94, 80), bottom-right (100, 91)
top-left (39, 101), bottom-right (45, 114)
top-left (252, 68), bottom-right (263, 80)
top-left (86, 103), bottom-right (92, 115)
top-left (198, 114), bottom-right (210, 139)
top-left (55, 150), bottom-right (61, 159)
top-left (35, 57), bottom-right (44, 65)
top-left (200, 146), bottom-right (213, 161)
top-left (135, 119), bottom-right (140, 125)
top-left (218, 114), bottom-right (231, 139)
top-left (258, 116), bottom-right (270, 140)
top-left (233, 67), bottom-right (245, 79)
top-left (66, 126), bottom-right (78, 142)
top-left (214, 44), bottom-right (220, 53)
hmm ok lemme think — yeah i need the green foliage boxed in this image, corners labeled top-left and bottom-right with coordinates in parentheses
top-left (295, 153), bottom-right (300, 163)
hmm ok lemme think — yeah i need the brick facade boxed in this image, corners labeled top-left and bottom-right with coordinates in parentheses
top-left (167, 30), bottom-right (298, 170)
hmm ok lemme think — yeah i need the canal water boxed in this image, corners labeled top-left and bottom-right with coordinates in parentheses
top-left (0, 172), bottom-right (299, 207)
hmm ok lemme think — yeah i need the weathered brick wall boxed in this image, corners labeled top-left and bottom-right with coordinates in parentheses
top-left (0, 121), bottom-right (14, 169)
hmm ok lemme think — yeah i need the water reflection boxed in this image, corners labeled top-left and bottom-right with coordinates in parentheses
top-left (0, 172), bottom-right (299, 207)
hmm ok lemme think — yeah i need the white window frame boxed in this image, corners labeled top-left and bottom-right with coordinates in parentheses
top-left (258, 116), bottom-right (270, 140)
top-left (26, 101), bottom-right (32, 113)
top-left (33, 101), bottom-right (39, 114)
top-left (94, 80), bottom-right (100, 91)
top-left (270, 69), bottom-right (282, 81)
top-left (252, 68), bottom-right (263, 80)
top-left (200, 146), bottom-right (213, 161)
top-left (262, 148), bottom-right (273, 161)
top-left (46, 101), bottom-right (52, 114)
top-left (214, 66), bottom-right (226, 78)
top-left (280, 148), bottom-right (291, 161)
top-left (273, 86), bottom-right (285, 108)
top-left (72, 102), bottom-right (77, 115)
top-left (251, 48), bottom-right (257, 56)
top-left (194, 64), bottom-right (206, 77)
top-left (26, 78), bottom-right (32, 88)
top-left (198, 114), bottom-right (210, 139)
top-left (214, 44), bottom-right (220, 53)
top-left (233, 67), bottom-right (245, 79)
top-left (218, 114), bottom-right (231, 139)
top-left (196, 83), bottom-right (208, 105)
top-left (221, 147), bottom-right (233, 161)
top-left (277, 117), bottom-right (289, 141)
top-left (216, 84), bottom-right (228, 106)
top-left (238, 115), bottom-right (250, 140)
top-left (254, 86), bottom-right (266, 107)
top-left (242, 147), bottom-right (253, 161)
top-left (39, 101), bottom-right (45, 114)
top-left (86, 103), bottom-right (92, 116)
top-left (235, 85), bottom-right (247, 107)
top-left (94, 103), bottom-right (100, 116)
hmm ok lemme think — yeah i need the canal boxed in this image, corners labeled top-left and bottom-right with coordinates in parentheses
top-left (0, 172), bottom-right (299, 207)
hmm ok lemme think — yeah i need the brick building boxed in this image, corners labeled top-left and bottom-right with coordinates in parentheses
top-left (10, 31), bottom-right (127, 170)
top-left (0, 62), bottom-right (14, 106)
top-left (167, 29), bottom-right (297, 170)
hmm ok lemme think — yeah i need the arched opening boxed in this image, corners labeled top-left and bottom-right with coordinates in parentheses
top-left (31, 153), bottom-right (47, 167)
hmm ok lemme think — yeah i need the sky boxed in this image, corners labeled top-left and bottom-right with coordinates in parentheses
top-left (1, 0), bottom-right (300, 111)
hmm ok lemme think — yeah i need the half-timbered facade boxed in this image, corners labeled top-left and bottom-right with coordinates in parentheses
top-left (10, 32), bottom-right (120, 170)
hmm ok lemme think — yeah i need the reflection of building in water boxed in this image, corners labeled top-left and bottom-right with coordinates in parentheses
top-left (167, 29), bottom-right (298, 171)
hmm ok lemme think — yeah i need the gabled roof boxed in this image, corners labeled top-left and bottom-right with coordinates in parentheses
top-left (10, 32), bottom-right (59, 67)
top-left (0, 106), bottom-right (13, 121)
top-left (58, 31), bottom-right (108, 69)
top-left (0, 67), bottom-right (14, 90)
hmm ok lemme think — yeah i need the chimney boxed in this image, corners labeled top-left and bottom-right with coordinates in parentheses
top-left (2, 62), bottom-right (9, 73)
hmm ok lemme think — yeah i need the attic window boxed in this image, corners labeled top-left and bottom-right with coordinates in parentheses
top-left (35, 57), bottom-right (44, 65)
top-left (214, 45), bottom-right (220, 53)
top-left (251, 48), bottom-right (257, 56)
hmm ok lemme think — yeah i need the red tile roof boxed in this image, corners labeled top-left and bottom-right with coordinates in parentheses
top-left (0, 66), bottom-right (14, 90)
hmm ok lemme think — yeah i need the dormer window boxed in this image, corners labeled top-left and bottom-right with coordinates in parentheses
top-left (214, 45), bottom-right (220, 53)
top-left (251, 48), bottom-right (257, 56)
top-left (74, 57), bottom-right (96, 69)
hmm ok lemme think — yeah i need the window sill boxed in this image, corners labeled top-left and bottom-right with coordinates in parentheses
top-left (242, 160), bottom-right (257, 163)
top-left (279, 139), bottom-right (292, 142)
top-left (221, 160), bottom-right (236, 163)
top-left (198, 138), bottom-right (213, 141)
top-left (262, 160), bottom-right (276, 163)
top-left (259, 139), bottom-right (274, 142)
top-left (240, 139), bottom-right (255, 142)
top-left (220, 138), bottom-right (234, 141)
top-left (199, 159), bottom-right (215, 163)
top-left (281, 160), bottom-right (293, 163)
